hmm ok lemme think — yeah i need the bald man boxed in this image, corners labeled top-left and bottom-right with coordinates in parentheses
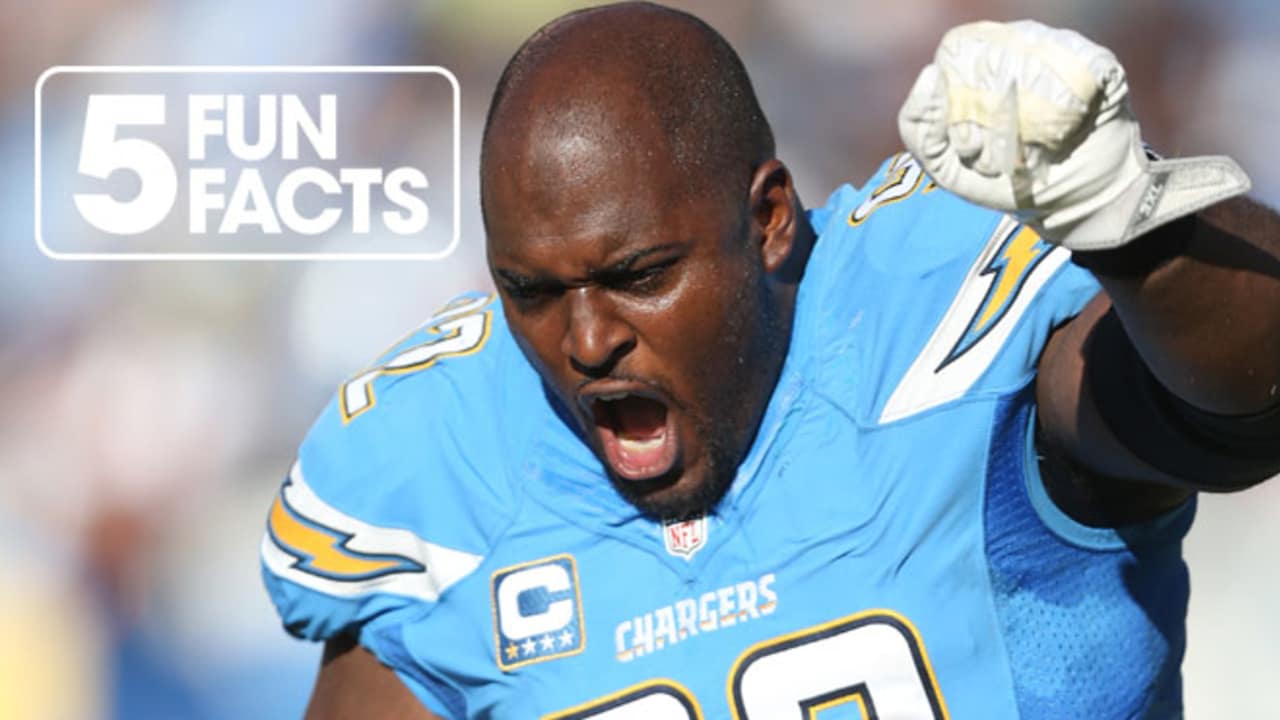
top-left (261, 4), bottom-right (1280, 718)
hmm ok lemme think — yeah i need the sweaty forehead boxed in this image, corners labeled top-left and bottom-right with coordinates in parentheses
top-left (485, 146), bottom-right (698, 278)
top-left (488, 86), bottom-right (676, 224)
top-left (484, 77), bottom-right (708, 268)
top-left (498, 67), bottom-right (674, 175)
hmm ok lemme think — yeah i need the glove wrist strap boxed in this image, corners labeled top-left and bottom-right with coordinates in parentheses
top-left (1051, 155), bottom-right (1251, 251)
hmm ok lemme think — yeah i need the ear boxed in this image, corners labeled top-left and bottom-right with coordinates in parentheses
top-left (748, 159), bottom-right (798, 275)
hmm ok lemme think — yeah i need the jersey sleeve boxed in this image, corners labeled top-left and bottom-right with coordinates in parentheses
top-left (259, 292), bottom-right (521, 710)
top-left (805, 153), bottom-right (1101, 425)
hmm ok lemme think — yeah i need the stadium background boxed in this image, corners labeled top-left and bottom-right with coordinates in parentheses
top-left (2, 0), bottom-right (1276, 717)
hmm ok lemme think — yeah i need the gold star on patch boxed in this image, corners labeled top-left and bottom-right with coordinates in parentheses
top-left (505, 643), bottom-right (519, 661)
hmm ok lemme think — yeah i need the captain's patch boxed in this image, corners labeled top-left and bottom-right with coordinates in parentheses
top-left (492, 554), bottom-right (586, 671)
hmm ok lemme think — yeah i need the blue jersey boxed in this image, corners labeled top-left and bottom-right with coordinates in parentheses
top-left (261, 154), bottom-right (1194, 719)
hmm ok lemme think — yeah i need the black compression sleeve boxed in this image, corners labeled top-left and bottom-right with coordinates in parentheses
top-left (1085, 309), bottom-right (1280, 489)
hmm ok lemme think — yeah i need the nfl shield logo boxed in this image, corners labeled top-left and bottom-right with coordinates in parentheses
top-left (663, 516), bottom-right (708, 559)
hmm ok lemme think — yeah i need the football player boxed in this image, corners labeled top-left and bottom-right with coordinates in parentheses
top-left (262, 4), bottom-right (1280, 717)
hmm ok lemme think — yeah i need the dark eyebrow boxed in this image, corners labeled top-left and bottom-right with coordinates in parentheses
top-left (588, 243), bottom-right (685, 281)
top-left (494, 268), bottom-right (539, 288)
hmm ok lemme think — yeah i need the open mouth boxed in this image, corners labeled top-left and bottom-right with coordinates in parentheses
top-left (589, 391), bottom-right (679, 481)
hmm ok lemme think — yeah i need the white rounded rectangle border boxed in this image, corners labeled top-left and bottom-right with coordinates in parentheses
top-left (34, 66), bottom-right (461, 261)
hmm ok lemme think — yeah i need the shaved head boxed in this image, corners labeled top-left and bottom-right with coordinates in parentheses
top-left (481, 1), bottom-right (775, 221)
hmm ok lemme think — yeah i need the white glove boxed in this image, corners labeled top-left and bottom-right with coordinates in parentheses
top-left (898, 20), bottom-right (1251, 251)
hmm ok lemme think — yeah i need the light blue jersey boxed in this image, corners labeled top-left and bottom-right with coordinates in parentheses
top-left (262, 154), bottom-right (1194, 719)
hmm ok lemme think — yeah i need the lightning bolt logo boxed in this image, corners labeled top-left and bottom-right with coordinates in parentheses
top-left (937, 225), bottom-right (1051, 370)
top-left (267, 481), bottom-right (424, 582)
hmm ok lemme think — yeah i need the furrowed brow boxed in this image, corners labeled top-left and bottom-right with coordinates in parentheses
top-left (495, 268), bottom-right (539, 288)
top-left (591, 243), bottom-right (684, 279)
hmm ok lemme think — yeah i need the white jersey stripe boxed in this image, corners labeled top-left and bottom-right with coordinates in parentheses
top-left (261, 460), bottom-right (484, 601)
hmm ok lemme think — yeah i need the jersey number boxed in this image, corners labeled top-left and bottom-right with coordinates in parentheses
top-left (340, 294), bottom-right (493, 422)
top-left (546, 610), bottom-right (948, 719)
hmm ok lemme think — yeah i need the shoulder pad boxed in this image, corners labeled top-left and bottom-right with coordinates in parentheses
top-left (805, 154), bottom-right (1100, 424)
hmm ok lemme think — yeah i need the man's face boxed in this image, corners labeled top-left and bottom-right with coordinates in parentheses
top-left (485, 125), bottom-right (785, 519)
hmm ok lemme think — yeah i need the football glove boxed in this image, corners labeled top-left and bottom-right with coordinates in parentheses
top-left (898, 19), bottom-right (1251, 251)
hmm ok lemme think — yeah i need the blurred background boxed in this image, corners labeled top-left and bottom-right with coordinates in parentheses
top-left (1, 0), bottom-right (1276, 717)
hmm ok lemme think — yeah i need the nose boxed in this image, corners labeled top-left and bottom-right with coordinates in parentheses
top-left (561, 286), bottom-right (635, 377)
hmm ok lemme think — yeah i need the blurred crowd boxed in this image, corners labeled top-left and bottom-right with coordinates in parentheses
top-left (1, 0), bottom-right (1276, 718)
